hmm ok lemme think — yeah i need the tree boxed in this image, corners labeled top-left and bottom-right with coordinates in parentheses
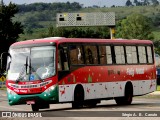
top-left (0, 1), bottom-right (23, 71)
top-left (153, 13), bottom-right (160, 26)
top-left (152, 0), bottom-right (159, 6)
top-left (154, 41), bottom-right (160, 55)
top-left (111, 5), bottom-right (116, 8)
top-left (43, 26), bottom-right (110, 39)
top-left (134, 0), bottom-right (138, 5)
top-left (134, 0), bottom-right (144, 6)
top-left (126, 0), bottom-right (133, 6)
top-left (116, 13), bottom-right (153, 40)
top-left (143, 0), bottom-right (150, 5)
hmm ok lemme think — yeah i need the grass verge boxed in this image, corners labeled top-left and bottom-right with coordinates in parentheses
top-left (157, 85), bottom-right (160, 91)
top-left (0, 87), bottom-right (6, 90)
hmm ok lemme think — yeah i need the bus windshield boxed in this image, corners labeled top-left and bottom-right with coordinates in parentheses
top-left (7, 46), bottom-right (56, 81)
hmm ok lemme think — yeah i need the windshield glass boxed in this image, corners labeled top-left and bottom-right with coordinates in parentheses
top-left (7, 46), bottom-right (56, 81)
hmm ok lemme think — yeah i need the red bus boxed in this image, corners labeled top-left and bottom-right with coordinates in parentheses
top-left (6, 37), bottom-right (157, 111)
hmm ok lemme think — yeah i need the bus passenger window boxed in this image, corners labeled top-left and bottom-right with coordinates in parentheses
top-left (106, 46), bottom-right (112, 64)
top-left (63, 49), bottom-right (69, 70)
top-left (99, 46), bottom-right (112, 64)
top-left (99, 46), bottom-right (107, 64)
top-left (84, 46), bottom-right (98, 64)
top-left (70, 45), bottom-right (84, 65)
top-left (114, 46), bottom-right (125, 64)
top-left (58, 48), bottom-right (69, 71)
top-left (77, 46), bottom-right (84, 64)
top-left (126, 46), bottom-right (137, 64)
top-left (138, 46), bottom-right (147, 64)
top-left (58, 50), bottom-right (62, 71)
top-left (70, 45), bottom-right (77, 64)
top-left (147, 46), bottom-right (153, 63)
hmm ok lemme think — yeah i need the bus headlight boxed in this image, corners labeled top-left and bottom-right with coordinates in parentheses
top-left (7, 88), bottom-right (17, 95)
top-left (44, 85), bottom-right (56, 93)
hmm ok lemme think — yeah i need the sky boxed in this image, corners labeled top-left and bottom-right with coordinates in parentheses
top-left (3, 0), bottom-right (127, 7)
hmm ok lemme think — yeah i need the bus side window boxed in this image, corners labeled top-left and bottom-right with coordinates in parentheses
top-left (84, 45), bottom-right (98, 64)
top-left (63, 48), bottom-right (69, 70)
top-left (58, 47), bottom-right (69, 71)
top-left (99, 46), bottom-right (112, 64)
top-left (114, 46), bottom-right (125, 64)
top-left (146, 46), bottom-right (153, 64)
top-left (77, 46), bottom-right (84, 64)
top-left (70, 45), bottom-right (84, 65)
top-left (58, 50), bottom-right (62, 71)
top-left (126, 46), bottom-right (138, 64)
top-left (111, 46), bottom-right (116, 64)
top-left (99, 46), bottom-right (107, 64)
top-left (106, 46), bottom-right (112, 64)
top-left (138, 46), bottom-right (147, 64)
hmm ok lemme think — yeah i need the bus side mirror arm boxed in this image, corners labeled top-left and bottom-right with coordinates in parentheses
top-left (0, 52), bottom-right (11, 71)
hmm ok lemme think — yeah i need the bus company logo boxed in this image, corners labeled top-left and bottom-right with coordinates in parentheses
top-left (126, 68), bottom-right (145, 77)
top-left (2, 112), bottom-right (12, 117)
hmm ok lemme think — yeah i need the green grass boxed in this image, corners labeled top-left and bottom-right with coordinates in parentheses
top-left (0, 87), bottom-right (6, 90)
top-left (18, 28), bottom-right (48, 41)
top-left (157, 85), bottom-right (160, 91)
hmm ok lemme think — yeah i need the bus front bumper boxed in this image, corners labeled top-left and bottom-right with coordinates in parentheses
top-left (7, 85), bottom-right (58, 105)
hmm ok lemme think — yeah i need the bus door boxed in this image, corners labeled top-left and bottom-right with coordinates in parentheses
top-left (58, 45), bottom-right (74, 102)
top-left (58, 45), bottom-right (70, 80)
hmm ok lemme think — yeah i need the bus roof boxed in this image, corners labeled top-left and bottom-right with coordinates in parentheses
top-left (11, 37), bottom-right (153, 47)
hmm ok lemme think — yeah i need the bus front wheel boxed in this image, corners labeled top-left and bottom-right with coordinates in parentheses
top-left (31, 104), bottom-right (39, 111)
top-left (72, 85), bottom-right (84, 109)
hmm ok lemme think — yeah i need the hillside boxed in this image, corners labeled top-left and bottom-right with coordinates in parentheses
top-left (13, 3), bottom-right (160, 41)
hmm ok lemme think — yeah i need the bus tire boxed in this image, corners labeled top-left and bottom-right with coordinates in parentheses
top-left (72, 85), bottom-right (84, 109)
top-left (31, 104), bottom-right (39, 111)
top-left (115, 82), bottom-right (133, 105)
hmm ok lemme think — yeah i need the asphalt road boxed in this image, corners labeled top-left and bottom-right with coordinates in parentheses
top-left (0, 90), bottom-right (160, 120)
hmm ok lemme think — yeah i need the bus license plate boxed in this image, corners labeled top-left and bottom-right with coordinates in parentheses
top-left (26, 100), bottom-right (35, 105)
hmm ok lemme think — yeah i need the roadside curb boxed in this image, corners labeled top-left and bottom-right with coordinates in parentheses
top-left (149, 91), bottom-right (160, 95)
